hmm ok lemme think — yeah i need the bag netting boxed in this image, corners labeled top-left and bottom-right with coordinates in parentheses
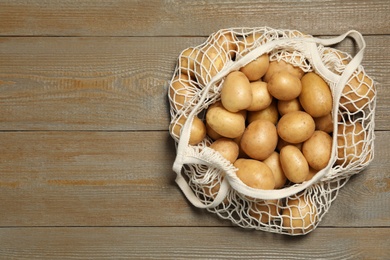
top-left (168, 27), bottom-right (376, 235)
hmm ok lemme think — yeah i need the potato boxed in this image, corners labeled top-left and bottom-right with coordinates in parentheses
top-left (237, 33), bottom-right (264, 55)
top-left (212, 30), bottom-right (238, 58)
top-left (282, 196), bottom-right (317, 234)
top-left (248, 99), bottom-right (279, 125)
top-left (299, 72), bottom-right (332, 117)
top-left (305, 167), bottom-right (318, 181)
top-left (277, 98), bottom-right (302, 116)
top-left (180, 47), bottom-right (199, 79)
top-left (302, 130), bottom-right (333, 171)
top-left (195, 44), bottom-right (227, 86)
top-left (209, 138), bottom-right (239, 164)
top-left (234, 159), bottom-right (275, 189)
top-left (221, 71), bottom-right (252, 112)
top-left (267, 71), bottom-right (302, 100)
top-left (240, 119), bottom-right (278, 161)
top-left (247, 81), bottom-right (272, 111)
top-left (263, 152), bottom-right (287, 189)
top-left (280, 145), bottom-right (309, 183)
top-left (240, 54), bottom-right (270, 81)
top-left (336, 121), bottom-right (365, 165)
top-left (277, 111), bottom-right (315, 144)
top-left (169, 74), bottom-right (195, 111)
top-left (206, 121), bottom-right (222, 140)
top-left (249, 199), bottom-right (281, 223)
top-left (206, 101), bottom-right (246, 139)
top-left (170, 115), bottom-right (206, 145)
top-left (340, 71), bottom-right (375, 112)
top-left (263, 59), bottom-right (305, 82)
top-left (314, 113), bottom-right (333, 133)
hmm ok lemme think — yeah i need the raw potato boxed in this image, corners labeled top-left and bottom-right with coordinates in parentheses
top-left (210, 138), bottom-right (239, 163)
top-left (221, 71), bottom-right (252, 112)
top-left (206, 121), bottom-right (222, 140)
top-left (195, 44), bottom-right (227, 86)
top-left (305, 167), bottom-right (318, 181)
top-left (169, 74), bottom-right (195, 111)
top-left (249, 199), bottom-right (281, 223)
top-left (263, 59), bottom-right (305, 82)
top-left (263, 152), bottom-right (287, 189)
top-left (302, 130), bottom-right (333, 171)
top-left (237, 33), bottom-right (264, 55)
top-left (277, 111), bottom-right (315, 144)
top-left (280, 145), bottom-right (309, 183)
top-left (206, 101), bottom-right (246, 139)
top-left (212, 30), bottom-right (238, 58)
top-left (170, 115), bottom-right (206, 145)
top-left (277, 137), bottom-right (302, 152)
top-left (234, 159), bottom-right (275, 189)
top-left (240, 119), bottom-right (278, 161)
top-left (248, 99), bottom-right (279, 125)
top-left (282, 196), bottom-right (317, 235)
top-left (247, 81), bottom-right (273, 111)
top-left (277, 98), bottom-right (302, 116)
top-left (180, 48), bottom-right (199, 79)
top-left (336, 121), bottom-right (365, 165)
top-left (240, 54), bottom-right (270, 81)
top-left (267, 71), bottom-right (302, 100)
top-left (340, 71), bottom-right (375, 112)
top-left (300, 72), bottom-right (333, 117)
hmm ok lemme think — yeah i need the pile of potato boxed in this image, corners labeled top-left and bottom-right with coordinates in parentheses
top-left (169, 30), bottom-right (375, 233)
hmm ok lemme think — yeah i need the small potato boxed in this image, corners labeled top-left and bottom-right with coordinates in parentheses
top-left (299, 72), bottom-right (333, 117)
top-left (263, 152), bottom-right (287, 189)
top-left (305, 167), bottom-right (318, 181)
top-left (234, 158), bottom-right (275, 190)
top-left (282, 196), bottom-right (317, 235)
top-left (314, 113), bottom-right (333, 133)
top-left (336, 121), bottom-right (365, 166)
top-left (221, 71), bottom-right (252, 112)
top-left (249, 199), bottom-right (281, 223)
top-left (237, 33), bottom-right (264, 55)
top-left (302, 130), bottom-right (333, 171)
top-left (280, 145), bottom-right (309, 184)
top-left (180, 48), bottom-right (199, 79)
top-left (169, 74), bottom-right (195, 111)
top-left (195, 44), bottom-right (227, 86)
top-left (206, 101), bottom-right (246, 139)
top-left (240, 119), bottom-right (278, 161)
top-left (276, 136), bottom-right (302, 152)
top-left (277, 111), bottom-right (315, 144)
top-left (212, 30), bottom-right (238, 58)
top-left (170, 115), bottom-right (206, 145)
top-left (340, 71), bottom-right (375, 112)
top-left (277, 98), bottom-right (303, 116)
top-left (206, 121), bottom-right (222, 140)
top-left (240, 54), bottom-right (270, 81)
top-left (263, 60), bottom-right (305, 82)
top-left (267, 71), bottom-right (302, 101)
top-left (248, 99), bottom-right (279, 125)
top-left (209, 138), bottom-right (239, 164)
top-left (247, 81), bottom-right (273, 111)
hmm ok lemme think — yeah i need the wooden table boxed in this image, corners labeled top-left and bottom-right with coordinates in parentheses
top-left (0, 1), bottom-right (389, 259)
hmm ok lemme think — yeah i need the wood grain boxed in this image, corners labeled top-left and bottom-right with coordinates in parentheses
top-left (0, 36), bottom-right (389, 130)
top-left (0, 131), bottom-right (388, 227)
top-left (0, 227), bottom-right (388, 259)
top-left (0, 0), bottom-right (389, 36)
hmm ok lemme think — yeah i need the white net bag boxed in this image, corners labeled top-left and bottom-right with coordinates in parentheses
top-left (168, 27), bottom-right (376, 235)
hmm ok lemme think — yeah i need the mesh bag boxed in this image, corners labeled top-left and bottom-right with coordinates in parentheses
top-left (168, 27), bottom-right (376, 235)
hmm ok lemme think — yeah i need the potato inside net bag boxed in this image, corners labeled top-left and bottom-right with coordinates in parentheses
top-left (168, 27), bottom-right (376, 235)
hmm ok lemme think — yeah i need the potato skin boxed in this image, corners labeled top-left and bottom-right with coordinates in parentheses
top-left (280, 145), bottom-right (309, 184)
top-left (234, 159), bottom-right (275, 190)
top-left (277, 111), bottom-right (315, 144)
top-left (302, 130), bottom-right (332, 171)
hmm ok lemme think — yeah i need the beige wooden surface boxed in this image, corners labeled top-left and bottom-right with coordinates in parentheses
top-left (0, 0), bottom-right (389, 259)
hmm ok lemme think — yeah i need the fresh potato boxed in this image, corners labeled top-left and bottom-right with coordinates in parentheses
top-left (280, 145), bottom-right (309, 183)
top-left (240, 54), bottom-right (270, 81)
top-left (169, 74), bottom-right (195, 111)
top-left (240, 119), bottom-right (278, 161)
top-left (180, 47), bottom-right (199, 79)
top-left (248, 99), bottom-right (279, 125)
top-left (247, 81), bottom-right (273, 111)
top-left (221, 71), bottom-right (252, 112)
top-left (336, 121), bottom-right (365, 165)
top-left (302, 130), bottom-right (333, 171)
top-left (249, 199), bottom-right (281, 223)
top-left (263, 59), bottom-right (305, 82)
top-left (267, 71), bottom-right (302, 101)
top-left (277, 111), bottom-right (315, 144)
top-left (170, 115), bottom-right (206, 145)
top-left (277, 98), bottom-right (303, 116)
top-left (263, 152), bottom-right (287, 189)
top-left (195, 44), bottom-right (227, 86)
top-left (209, 138), bottom-right (239, 163)
top-left (234, 158), bottom-right (275, 189)
top-left (282, 196), bottom-right (317, 234)
top-left (314, 113), bottom-right (333, 133)
top-left (299, 72), bottom-right (332, 117)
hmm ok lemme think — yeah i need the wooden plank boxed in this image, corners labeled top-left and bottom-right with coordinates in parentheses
top-left (0, 131), bottom-right (388, 227)
top-left (0, 36), bottom-right (389, 130)
top-left (0, 0), bottom-right (389, 36)
top-left (0, 227), bottom-right (388, 259)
